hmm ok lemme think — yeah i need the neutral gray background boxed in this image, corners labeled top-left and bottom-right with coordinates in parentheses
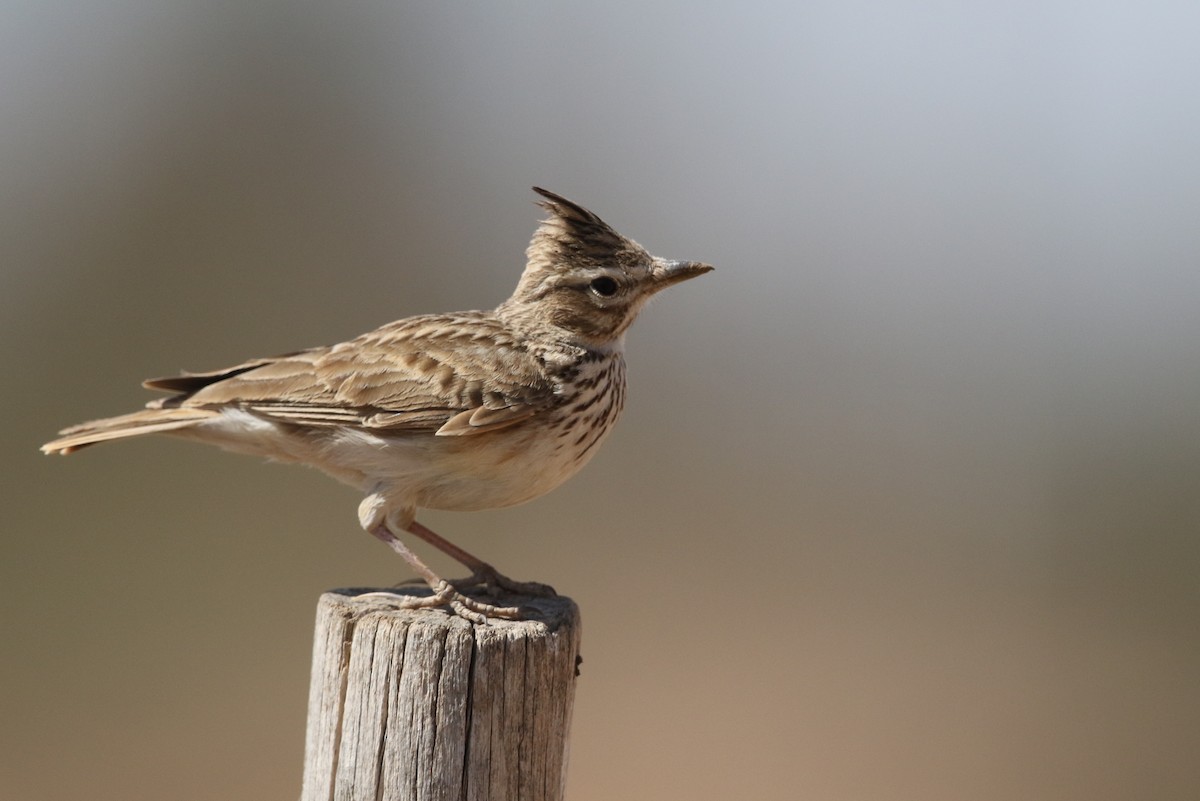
top-left (5, 2), bottom-right (1199, 799)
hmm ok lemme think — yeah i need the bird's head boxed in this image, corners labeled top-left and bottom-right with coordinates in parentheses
top-left (499, 187), bottom-right (713, 349)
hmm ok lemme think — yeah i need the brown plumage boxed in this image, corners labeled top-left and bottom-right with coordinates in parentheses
top-left (43, 187), bottom-right (712, 621)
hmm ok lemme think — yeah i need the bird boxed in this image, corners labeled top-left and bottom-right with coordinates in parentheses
top-left (42, 187), bottom-right (713, 621)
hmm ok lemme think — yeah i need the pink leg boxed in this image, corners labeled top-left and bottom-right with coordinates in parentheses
top-left (363, 524), bottom-right (523, 622)
top-left (405, 519), bottom-right (557, 598)
top-left (405, 519), bottom-right (490, 572)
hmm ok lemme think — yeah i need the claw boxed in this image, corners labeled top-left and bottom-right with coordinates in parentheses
top-left (365, 521), bottom-right (546, 622)
top-left (357, 582), bottom-right (524, 623)
top-left (452, 564), bottom-right (557, 598)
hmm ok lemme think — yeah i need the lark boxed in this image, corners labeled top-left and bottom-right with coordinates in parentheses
top-left (42, 187), bottom-right (712, 620)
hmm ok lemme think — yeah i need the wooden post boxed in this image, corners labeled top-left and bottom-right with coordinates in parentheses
top-left (301, 589), bottom-right (582, 801)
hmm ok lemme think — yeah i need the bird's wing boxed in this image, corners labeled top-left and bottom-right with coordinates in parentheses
top-left (147, 313), bottom-right (558, 436)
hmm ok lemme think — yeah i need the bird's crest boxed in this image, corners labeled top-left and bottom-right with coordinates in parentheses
top-left (527, 187), bottom-right (634, 268)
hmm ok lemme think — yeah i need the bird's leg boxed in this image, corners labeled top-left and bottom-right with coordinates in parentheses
top-left (406, 519), bottom-right (557, 598)
top-left (362, 523), bottom-right (523, 623)
top-left (356, 494), bottom-right (552, 615)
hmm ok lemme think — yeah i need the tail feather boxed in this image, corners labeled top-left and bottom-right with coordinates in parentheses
top-left (41, 408), bottom-right (218, 455)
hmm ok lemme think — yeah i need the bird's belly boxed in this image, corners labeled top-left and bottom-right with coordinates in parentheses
top-left (328, 413), bottom-right (618, 513)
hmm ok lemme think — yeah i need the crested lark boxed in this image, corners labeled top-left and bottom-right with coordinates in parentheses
top-left (42, 187), bottom-right (713, 621)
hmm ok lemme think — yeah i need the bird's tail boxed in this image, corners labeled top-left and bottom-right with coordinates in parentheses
top-left (41, 408), bottom-right (218, 455)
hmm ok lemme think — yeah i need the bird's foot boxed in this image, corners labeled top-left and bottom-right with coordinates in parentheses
top-left (452, 563), bottom-right (557, 599)
top-left (358, 581), bottom-right (524, 624)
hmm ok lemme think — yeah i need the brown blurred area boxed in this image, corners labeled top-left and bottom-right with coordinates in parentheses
top-left (5, 3), bottom-right (1200, 800)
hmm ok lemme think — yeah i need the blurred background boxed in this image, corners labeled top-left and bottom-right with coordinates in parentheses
top-left (4, 2), bottom-right (1199, 799)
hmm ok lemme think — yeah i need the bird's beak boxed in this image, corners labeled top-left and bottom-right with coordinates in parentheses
top-left (652, 259), bottom-right (715, 290)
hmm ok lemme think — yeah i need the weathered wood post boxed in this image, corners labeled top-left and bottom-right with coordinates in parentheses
top-left (301, 589), bottom-right (582, 801)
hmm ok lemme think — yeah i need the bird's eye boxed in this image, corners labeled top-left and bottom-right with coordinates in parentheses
top-left (589, 276), bottom-right (619, 298)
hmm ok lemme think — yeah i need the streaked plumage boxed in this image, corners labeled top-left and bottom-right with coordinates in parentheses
top-left (43, 187), bottom-right (712, 620)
